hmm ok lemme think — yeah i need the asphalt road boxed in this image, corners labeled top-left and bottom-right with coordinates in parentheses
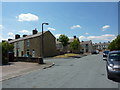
top-left (2, 54), bottom-right (120, 88)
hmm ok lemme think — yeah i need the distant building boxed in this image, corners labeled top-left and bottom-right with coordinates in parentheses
top-left (93, 42), bottom-right (110, 51)
top-left (56, 36), bottom-right (81, 53)
top-left (9, 30), bottom-right (57, 57)
top-left (56, 39), bottom-right (63, 51)
top-left (80, 40), bottom-right (94, 53)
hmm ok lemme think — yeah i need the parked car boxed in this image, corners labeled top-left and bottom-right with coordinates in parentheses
top-left (106, 51), bottom-right (120, 80)
top-left (92, 50), bottom-right (99, 54)
top-left (103, 50), bottom-right (110, 60)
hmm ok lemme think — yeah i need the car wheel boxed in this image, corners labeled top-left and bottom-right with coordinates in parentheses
top-left (107, 72), bottom-right (113, 80)
top-left (107, 74), bottom-right (111, 79)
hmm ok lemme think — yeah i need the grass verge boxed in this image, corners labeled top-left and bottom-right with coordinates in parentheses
top-left (53, 53), bottom-right (81, 58)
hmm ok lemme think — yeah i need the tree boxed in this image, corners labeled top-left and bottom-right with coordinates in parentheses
top-left (58, 34), bottom-right (69, 46)
top-left (70, 39), bottom-right (80, 52)
top-left (0, 41), bottom-right (14, 64)
top-left (58, 34), bottom-right (69, 53)
top-left (108, 35), bottom-right (120, 50)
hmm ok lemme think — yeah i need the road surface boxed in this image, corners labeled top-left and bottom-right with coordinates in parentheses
top-left (2, 54), bottom-right (120, 88)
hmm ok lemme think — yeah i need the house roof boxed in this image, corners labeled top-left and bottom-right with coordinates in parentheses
top-left (80, 40), bottom-right (92, 45)
top-left (68, 38), bottom-right (74, 43)
top-left (93, 42), bottom-right (110, 46)
top-left (9, 31), bottom-right (52, 43)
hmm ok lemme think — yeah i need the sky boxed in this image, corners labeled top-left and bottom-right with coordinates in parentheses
top-left (1, 2), bottom-right (118, 43)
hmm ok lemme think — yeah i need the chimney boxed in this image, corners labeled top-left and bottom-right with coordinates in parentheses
top-left (8, 39), bottom-right (12, 41)
top-left (33, 28), bottom-right (38, 35)
top-left (23, 34), bottom-right (27, 37)
top-left (2, 40), bottom-right (6, 42)
top-left (74, 35), bottom-right (76, 39)
top-left (15, 34), bottom-right (20, 39)
top-left (57, 39), bottom-right (59, 41)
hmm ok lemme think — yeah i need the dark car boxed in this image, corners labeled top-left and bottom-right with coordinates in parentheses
top-left (106, 51), bottom-right (120, 80)
top-left (103, 50), bottom-right (110, 60)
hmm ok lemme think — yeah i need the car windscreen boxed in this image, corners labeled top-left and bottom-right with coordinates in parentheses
top-left (103, 51), bottom-right (109, 54)
top-left (109, 53), bottom-right (120, 61)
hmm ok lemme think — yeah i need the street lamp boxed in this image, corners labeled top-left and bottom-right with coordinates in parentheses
top-left (41, 23), bottom-right (49, 61)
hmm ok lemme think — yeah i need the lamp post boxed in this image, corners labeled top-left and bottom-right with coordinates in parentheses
top-left (41, 23), bottom-right (49, 60)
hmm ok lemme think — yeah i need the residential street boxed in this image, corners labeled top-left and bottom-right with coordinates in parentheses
top-left (2, 54), bottom-right (120, 88)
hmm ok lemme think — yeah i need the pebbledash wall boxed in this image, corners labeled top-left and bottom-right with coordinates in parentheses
top-left (14, 40), bottom-right (24, 57)
top-left (9, 30), bottom-right (57, 58)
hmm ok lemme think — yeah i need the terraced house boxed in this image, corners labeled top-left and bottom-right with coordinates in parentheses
top-left (80, 40), bottom-right (94, 53)
top-left (9, 29), bottom-right (57, 58)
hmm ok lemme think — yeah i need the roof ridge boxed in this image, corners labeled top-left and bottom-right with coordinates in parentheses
top-left (9, 30), bottom-right (49, 43)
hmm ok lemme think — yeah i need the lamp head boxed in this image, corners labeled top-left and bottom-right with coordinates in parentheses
top-left (43, 23), bottom-right (49, 25)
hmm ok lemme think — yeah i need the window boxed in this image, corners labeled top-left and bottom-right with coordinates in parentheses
top-left (109, 53), bottom-right (120, 60)
top-left (27, 40), bottom-right (30, 47)
top-left (86, 44), bottom-right (88, 48)
top-left (16, 42), bottom-right (19, 57)
top-left (16, 42), bottom-right (19, 49)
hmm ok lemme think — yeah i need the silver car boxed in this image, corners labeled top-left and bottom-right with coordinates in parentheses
top-left (106, 51), bottom-right (120, 80)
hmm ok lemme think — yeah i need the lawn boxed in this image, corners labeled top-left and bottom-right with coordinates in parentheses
top-left (54, 53), bottom-right (81, 58)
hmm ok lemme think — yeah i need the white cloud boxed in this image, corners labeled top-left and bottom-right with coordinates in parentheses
top-left (85, 33), bottom-right (89, 35)
top-left (68, 37), bottom-right (73, 39)
top-left (0, 25), bottom-right (4, 30)
top-left (70, 25), bottom-right (81, 29)
top-left (19, 30), bottom-right (31, 34)
top-left (79, 36), bottom-right (87, 40)
top-left (48, 27), bottom-right (56, 31)
top-left (79, 34), bottom-right (116, 43)
top-left (55, 34), bottom-right (61, 38)
top-left (7, 32), bottom-right (15, 39)
top-left (101, 25), bottom-right (110, 31)
top-left (17, 13), bottom-right (39, 22)
top-left (8, 32), bottom-right (14, 36)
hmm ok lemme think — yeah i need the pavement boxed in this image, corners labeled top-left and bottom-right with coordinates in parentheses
top-left (2, 54), bottom-right (120, 88)
top-left (1, 61), bottom-right (54, 81)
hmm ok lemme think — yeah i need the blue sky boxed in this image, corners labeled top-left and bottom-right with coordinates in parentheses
top-left (1, 2), bottom-right (118, 43)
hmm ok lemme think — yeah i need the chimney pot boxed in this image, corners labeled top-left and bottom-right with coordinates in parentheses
top-left (15, 34), bottom-right (20, 39)
top-left (8, 39), bottom-right (12, 41)
top-left (33, 28), bottom-right (38, 35)
top-left (74, 36), bottom-right (76, 39)
top-left (23, 34), bottom-right (27, 37)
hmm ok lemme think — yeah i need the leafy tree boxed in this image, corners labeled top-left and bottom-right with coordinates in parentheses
top-left (108, 35), bottom-right (120, 50)
top-left (0, 41), bottom-right (14, 64)
top-left (58, 34), bottom-right (69, 46)
top-left (70, 39), bottom-right (80, 50)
